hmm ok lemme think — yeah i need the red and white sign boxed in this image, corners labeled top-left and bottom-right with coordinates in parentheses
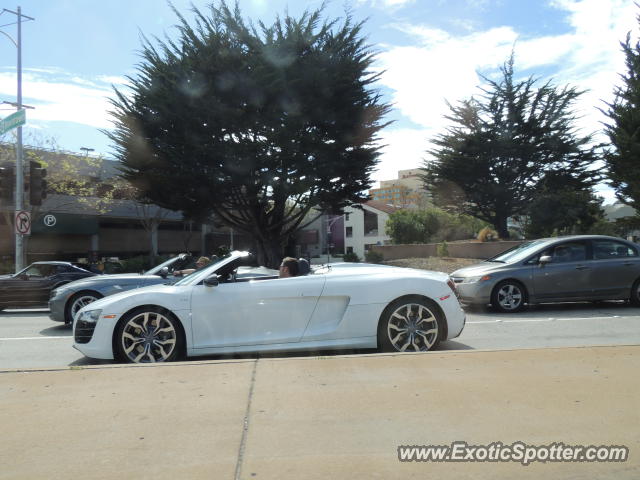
top-left (15, 210), bottom-right (31, 235)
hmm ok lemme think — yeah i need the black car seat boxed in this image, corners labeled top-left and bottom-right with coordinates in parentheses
top-left (298, 258), bottom-right (311, 275)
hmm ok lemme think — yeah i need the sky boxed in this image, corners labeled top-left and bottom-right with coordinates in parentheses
top-left (0, 0), bottom-right (637, 204)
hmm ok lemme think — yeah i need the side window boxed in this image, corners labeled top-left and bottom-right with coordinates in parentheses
top-left (547, 242), bottom-right (587, 263)
top-left (593, 240), bottom-right (638, 259)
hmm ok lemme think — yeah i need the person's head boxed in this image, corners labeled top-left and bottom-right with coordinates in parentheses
top-left (279, 257), bottom-right (299, 278)
top-left (196, 256), bottom-right (211, 269)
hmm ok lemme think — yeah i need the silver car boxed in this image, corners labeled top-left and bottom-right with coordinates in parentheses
top-left (451, 235), bottom-right (640, 312)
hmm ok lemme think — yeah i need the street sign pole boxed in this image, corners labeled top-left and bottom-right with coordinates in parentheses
top-left (15, 5), bottom-right (25, 272)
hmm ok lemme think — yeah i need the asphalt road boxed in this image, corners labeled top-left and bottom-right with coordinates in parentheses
top-left (1, 302), bottom-right (640, 370)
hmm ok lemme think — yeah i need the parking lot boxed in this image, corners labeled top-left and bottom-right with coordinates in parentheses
top-left (1, 302), bottom-right (640, 370)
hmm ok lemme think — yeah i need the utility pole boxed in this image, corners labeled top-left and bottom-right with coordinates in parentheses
top-left (1, 7), bottom-right (34, 271)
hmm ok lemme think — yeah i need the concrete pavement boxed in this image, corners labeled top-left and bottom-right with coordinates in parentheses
top-left (1, 345), bottom-right (639, 479)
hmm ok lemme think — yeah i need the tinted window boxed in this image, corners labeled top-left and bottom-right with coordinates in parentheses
top-left (489, 240), bottom-right (551, 263)
top-left (540, 242), bottom-right (588, 263)
top-left (593, 240), bottom-right (638, 259)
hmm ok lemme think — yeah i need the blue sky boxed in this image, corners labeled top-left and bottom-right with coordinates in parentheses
top-left (0, 0), bottom-right (637, 202)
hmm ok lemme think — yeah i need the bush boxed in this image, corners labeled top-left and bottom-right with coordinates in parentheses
top-left (119, 254), bottom-right (172, 273)
top-left (343, 251), bottom-right (360, 263)
top-left (477, 227), bottom-right (499, 242)
top-left (364, 250), bottom-right (384, 264)
top-left (436, 241), bottom-right (449, 257)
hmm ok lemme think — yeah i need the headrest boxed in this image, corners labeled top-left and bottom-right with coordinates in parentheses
top-left (298, 258), bottom-right (311, 275)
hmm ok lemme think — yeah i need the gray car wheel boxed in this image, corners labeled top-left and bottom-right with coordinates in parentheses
top-left (66, 292), bottom-right (102, 324)
top-left (115, 308), bottom-right (183, 363)
top-left (491, 281), bottom-right (527, 313)
top-left (378, 297), bottom-right (442, 352)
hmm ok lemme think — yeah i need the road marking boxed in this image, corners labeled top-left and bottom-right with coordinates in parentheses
top-left (468, 315), bottom-right (626, 324)
top-left (0, 336), bottom-right (70, 341)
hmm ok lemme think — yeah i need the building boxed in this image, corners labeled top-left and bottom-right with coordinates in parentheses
top-left (369, 168), bottom-right (428, 208)
top-left (344, 200), bottom-right (397, 259)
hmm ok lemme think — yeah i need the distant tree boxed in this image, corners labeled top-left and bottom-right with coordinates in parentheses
top-left (107, 2), bottom-right (390, 267)
top-left (523, 172), bottom-right (608, 238)
top-left (602, 21), bottom-right (640, 221)
top-left (385, 207), bottom-right (485, 244)
top-left (424, 55), bottom-right (600, 238)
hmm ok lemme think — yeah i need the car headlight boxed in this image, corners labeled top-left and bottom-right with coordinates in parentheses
top-left (78, 309), bottom-right (102, 323)
top-left (466, 275), bottom-right (492, 283)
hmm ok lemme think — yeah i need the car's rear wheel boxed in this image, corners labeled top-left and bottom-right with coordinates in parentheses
top-left (66, 291), bottom-right (103, 324)
top-left (378, 296), bottom-right (443, 352)
top-left (114, 308), bottom-right (183, 363)
top-left (631, 279), bottom-right (640, 307)
top-left (491, 280), bottom-right (527, 313)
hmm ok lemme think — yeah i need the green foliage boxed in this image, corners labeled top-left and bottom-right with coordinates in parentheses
top-left (436, 241), bottom-right (449, 257)
top-left (364, 250), bottom-right (384, 263)
top-left (424, 54), bottom-right (600, 239)
top-left (385, 207), bottom-right (487, 244)
top-left (602, 26), bottom-right (640, 217)
top-left (107, 2), bottom-right (390, 267)
top-left (524, 173), bottom-right (610, 238)
top-left (343, 251), bottom-right (360, 262)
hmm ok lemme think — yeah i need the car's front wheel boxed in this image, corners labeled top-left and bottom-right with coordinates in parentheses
top-left (114, 308), bottom-right (183, 363)
top-left (378, 297), bottom-right (443, 352)
top-left (491, 280), bottom-right (527, 313)
top-left (66, 291), bottom-right (103, 324)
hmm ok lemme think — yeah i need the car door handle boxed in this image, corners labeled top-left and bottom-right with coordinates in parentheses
top-left (575, 265), bottom-right (589, 270)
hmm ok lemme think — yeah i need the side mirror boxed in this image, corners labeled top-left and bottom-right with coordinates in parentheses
top-left (539, 255), bottom-right (552, 265)
top-left (203, 275), bottom-right (219, 287)
top-left (159, 267), bottom-right (169, 279)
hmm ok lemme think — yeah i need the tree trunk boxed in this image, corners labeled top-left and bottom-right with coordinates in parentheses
top-left (254, 235), bottom-right (285, 269)
top-left (495, 216), bottom-right (510, 240)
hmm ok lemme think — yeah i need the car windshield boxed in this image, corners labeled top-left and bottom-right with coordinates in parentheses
top-left (172, 253), bottom-right (234, 286)
top-left (486, 240), bottom-right (552, 264)
top-left (145, 255), bottom-right (189, 275)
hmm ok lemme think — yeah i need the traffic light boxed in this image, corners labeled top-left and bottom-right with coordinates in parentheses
top-left (29, 161), bottom-right (47, 206)
top-left (0, 164), bottom-right (15, 202)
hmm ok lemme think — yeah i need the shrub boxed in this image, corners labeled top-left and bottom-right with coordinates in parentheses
top-left (436, 241), bottom-right (449, 257)
top-left (364, 250), bottom-right (384, 264)
top-left (477, 226), bottom-right (499, 242)
top-left (343, 251), bottom-right (360, 263)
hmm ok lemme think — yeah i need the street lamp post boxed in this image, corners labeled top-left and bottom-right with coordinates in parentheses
top-left (1, 6), bottom-right (35, 271)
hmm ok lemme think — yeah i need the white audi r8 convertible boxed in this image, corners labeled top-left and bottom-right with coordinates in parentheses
top-left (73, 251), bottom-right (466, 363)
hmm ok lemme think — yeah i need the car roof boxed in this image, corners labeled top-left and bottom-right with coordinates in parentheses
top-left (31, 261), bottom-right (75, 266)
top-left (536, 235), bottom-right (634, 243)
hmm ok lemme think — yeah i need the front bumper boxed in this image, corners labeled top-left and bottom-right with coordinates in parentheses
top-left (454, 280), bottom-right (494, 306)
top-left (48, 291), bottom-right (70, 322)
top-left (72, 314), bottom-right (121, 360)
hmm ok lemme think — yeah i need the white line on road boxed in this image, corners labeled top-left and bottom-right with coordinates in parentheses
top-left (467, 316), bottom-right (626, 324)
top-left (0, 336), bottom-right (70, 341)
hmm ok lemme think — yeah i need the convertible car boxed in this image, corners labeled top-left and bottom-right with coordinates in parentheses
top-left (0, 262), bottom-right (96, 311)
top-left (73, 251), bottom-right (465, 363)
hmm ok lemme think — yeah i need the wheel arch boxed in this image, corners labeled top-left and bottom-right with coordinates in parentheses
top-left (111, 304), bottom-right (188, 360)
top-left (491, 278), bottom-right (529, 300)
top-left (65, 290), bottom-right (104, 323)
top-left (377, 294), bottom-right (448, 349)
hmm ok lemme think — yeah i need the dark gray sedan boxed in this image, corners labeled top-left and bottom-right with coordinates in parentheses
top-left (451, 235), bottom-right (640, 312)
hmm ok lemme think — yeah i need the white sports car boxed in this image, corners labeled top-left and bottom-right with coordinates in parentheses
top-left (73, 251), bottom-right (466, 363)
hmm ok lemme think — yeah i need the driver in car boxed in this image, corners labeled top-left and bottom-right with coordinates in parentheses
top-left (174, 256), bottom-right (211, 276)
top-left (279, 257), bottom-right (299, 278)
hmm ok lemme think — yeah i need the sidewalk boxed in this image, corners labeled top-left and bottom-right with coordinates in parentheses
top-left (1, 345), bottom-right (639, 479)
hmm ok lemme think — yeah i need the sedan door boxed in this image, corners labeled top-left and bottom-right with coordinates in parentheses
top-left (190, 275), bottom-right (326, 348)
top-left (532, 241), bottom-right (593, 301)
top-left (588, 239), bottom-right (640, 299)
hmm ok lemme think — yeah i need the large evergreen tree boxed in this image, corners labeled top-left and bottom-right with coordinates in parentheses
top-left (424, 56), bottom-right (599, 238)
top-left (107, 3), bottom-right (389, 266)
top-left (602, 25), bottom-right (640, 218)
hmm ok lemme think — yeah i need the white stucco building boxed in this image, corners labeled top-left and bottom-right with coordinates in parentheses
top-left (344, 200), bottom-right (397, 259)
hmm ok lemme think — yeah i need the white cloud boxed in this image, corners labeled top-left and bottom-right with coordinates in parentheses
top-left (356, 0), bottom-right (416, 10)
top-left (372, 128), bottom-right (432, 184)
top-left (374, 0), bottom-right (637, 188)
top-left (0, 69), bottom-right (115, 129)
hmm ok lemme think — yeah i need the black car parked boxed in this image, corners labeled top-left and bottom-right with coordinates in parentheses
top-left (0, 262), bottom-right (96, 311)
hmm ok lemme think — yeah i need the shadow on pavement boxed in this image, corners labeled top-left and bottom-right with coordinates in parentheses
top-left (436, 340), bottom-right (474, 351)
top-left (39, 324), bottom-right (72, 337)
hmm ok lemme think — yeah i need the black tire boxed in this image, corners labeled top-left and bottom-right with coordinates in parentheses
top-left (631, 279), bottom-right (640, 307)
top-left (378, 296), bottom-right (444, 353)
top-left (65, 291), bottom-right (103, 324)
top-left (491, 280), bottom-right (527, 313)
top-left (114, 307), bottom-right (184, 363)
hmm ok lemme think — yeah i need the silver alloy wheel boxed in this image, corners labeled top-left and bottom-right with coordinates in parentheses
top-left (386, 303), bottom-right (438, 352)
top-left (496, 284), bottom-right (523, 311)
top-left (120, 311), bottom-right (177, 363)
top-left (71, 294), bottom-right (99, 321)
